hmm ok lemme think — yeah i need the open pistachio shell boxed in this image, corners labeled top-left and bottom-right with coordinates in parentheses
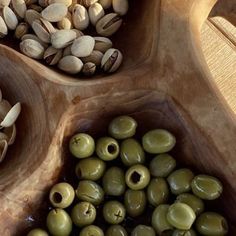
top-left (4, 124), bottom-right (16, 145)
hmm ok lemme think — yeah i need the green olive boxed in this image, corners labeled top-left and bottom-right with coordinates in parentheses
top-left (71, 202), bottom-right (96, 227)
top-left (69, 133), bottom-right (95, 158)
top-left (191, 175), bottom-right (223, 200)
top-left (120, 138), bottom-right (145, 166)
top-left (147, 178), bottom-right (169, 207)
top-left (80, 225), bottom-right (104, 236)
top-left (149, 154), bottom-right (176, 178)
top-left (175, 193), bottom-right (204, 216)
top-left (46, 208), bottom-right (72, 236)
top-left (124, 189), bottom-right (146, 217)
top-left (166, 203), bottom-right (196, 230)
top-left (27, 228), bottom-right (48, 236)
top-left (172, 229), bottom-right (197, 236)
top-left (96, 137), bottom-right (119, 161)
top-left (103, 201), bottom-right (126, 224)
top-left (75, 157), bottom-right (106, 181)
top-left (125, 164), bottom-right (150, 190)
top-left (167, 169), bottom-right (194, 195)
top-left (76, 180), bottom-right (104, 205)
top-left (49, 182), bottom-right (75, 209)
top-left (105, 225), bottom-right (128, 236)
top-left (142, 129), bottom-right (176, 154)
top-left (108, 116), bottom-right (137, 139)
top-left (102, 167), bottom-right (125, 196)
top-left (151, 204), bottom-right (173, 234)
top-left (131, 225), bottom-right (156, 236)
top-left (195, 212), bottom-right (228, 236)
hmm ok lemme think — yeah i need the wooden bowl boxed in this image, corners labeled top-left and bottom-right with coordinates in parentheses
top-left (0, 0), bottom-right (235, 235)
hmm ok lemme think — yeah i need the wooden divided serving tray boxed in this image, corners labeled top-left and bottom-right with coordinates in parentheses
top-left (0, 0), bottom-right (235, 235)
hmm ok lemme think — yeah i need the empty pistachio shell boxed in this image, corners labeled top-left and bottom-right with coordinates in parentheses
top-left (63, 44), bottom-right (72, 56)
top-left (78, 0), bottom-right (98, 8)
top-left (3, 6), bottom-right (18, 30)
top-left (101, 48), bottom-right (122, 73)
top-left (96, 13), bottom-right (122, 36)
top-left (0, 0), bottom-right (10, 7)
top-left (42, 3), bottom-right (68, 22)
top-left (4, 124), bottom-right (16, 145)
top-left (21, 33), bottom-right (48, 48)
top-left (20, 39), bottom-right (45, 59)
top-left (81, 50), bottom-right (103, 65)
top-left (72, 4), bottom-right (89, 30)
top-left (14, 22), bottom-right (29, 39)
top-left (51, 29), bottom-right (76, 49)
top-left (0, 16), bottom-right (8, 38)
top-left (44, 46), bottom-right (63, 65)
top-left (0, 102), bottom-right (21, 128)
top-left (58, 55), bottom-right (83, 74)
top-left (11, 0), bottom-right (27, 18)
top-left (49, 0), bottom-right (72, 7)
top-left (57, 12), bottom-right (72, 29)
top-left (25, 9), bottom-right (41, 26)
top-left (89, 3), bottom-right (104, 26)
top-left (0, 140), bottom-right (8, 162)
top-left (112, 0), bottom-right (128, 16)
top-left (82, 62), bottom-right (96, 76)
top-left (99, 0), bottom-right (111, 9)
top-left (0, 99), bottom-right (11, 118)
top-left (94, 36), bottom-right (112, 53)
top-left (71, 35), bottom-right (95, 57)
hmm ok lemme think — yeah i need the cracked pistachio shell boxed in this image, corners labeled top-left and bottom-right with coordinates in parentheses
top-left (0, 99), bottom-right (11, 118)
top-left (57, 12), bottom-right (73, 30)
top-left (101, 48), bottom-right (123, 73)
top-left (58, 55), bottom-right (83, 74)
top-left (44, 46), bottom-right (63, 65)
top-left (42, 3), bottom-right (68, 22)
top-left (51, 29), bottom-right (76, 48)
top-left (49, 0), bottom-right (72, 7)
top-left (4, 124), bottom-right (16, 145)
top-left (82, 62), bottom-right (96, 76)
top-left (0, 0), bottom-right (10, 7)
top-left (81, 50), bottom-right (103, 66)
top-left (3, 6), bottom-right (18, 30)
top-left (78, 0), bottom-right (98, 8)
top-left (0, 140), bottom-right (8, 162)
top-left (20, 39), bottom-right (45, 59)
top-left (21, 34), bottom-right (48, 48)
top-left (112, 0), bottom-right (128, 16)
top-left (0, 16), bottom-right (8, 38)
top-left (94, 36), bottom-right (112, 53)
top-left (14, 22), bottom-right (29, 39)
top-left (89, 2), bottom-right (104, 25)
top-left (71, 35), bottom-right (95, 57)
top-left (72, 4), bottom-right (89, 30)
top-left (25, 9), bottom-right (41, 25)
top-left (96, 13), bottom-right (122, 37)
top-left (99, 0), bottom-right (111, 9)
top-left (28, 4), bottom-right (43, 12)
top-left (11, 0), bottom-right (27, 18)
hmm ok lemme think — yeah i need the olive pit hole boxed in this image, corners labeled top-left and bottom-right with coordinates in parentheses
top-left (130, 171), bottom-right (141, 184)
top-left (107, 144), bottom-right (117, 154)
top-left (52, 192), bottom-right (63, 204)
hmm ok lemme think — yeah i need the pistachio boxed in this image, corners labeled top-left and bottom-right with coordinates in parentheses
top-left (78, 0), bottom-right (98, 8)
top-left (63, 44), bottom-right (72, 56)
top-left (88, 2), bottom-right (104, 26)
top-left (71, 35), bottom-right (95, 57)
top-left (72, 4), bottom-right (89, 30)
top-left (25, 9), bottom-right (41, 26)
top-left (11, 0), bottom-right (27, 19)
top-left (44, 46), bottom-right (63, 65)
top-left (14, 22), bottom-right (29, 39)
top-left (41, 3), bottom-right (68, 22)
top-left (0, 132), bottom-right (8, 141)
top-left (98, 0), bottom-right (111, 9)
top-left (0, 16), bottom-right (8, 38)
top-left (0, 140), bottom-right (8, 162)
top-left (51, 29), bottom-right (76, 48)
top-left (72, 28), bottom-right (84, 37)
top-left (4, 124), bottom-right (16, 145)
top-left (49, 0), bottom-right (72, 7)
top-left (28, 4), bottom-right (43, 12)
top-left (0, 102), bottom-right (21, 128)
top-left (38, 0), bottom-right (49, 7)
top-left (20, 39), bottom-right (45, 59)
top-left (21, 33), bottom-right (48, 48)
top-left (0, 99), bottom-right (11, 118)
top-left (2, 6), bottom-right (18, 30)
top-left (81, 50), bottom-right (103, 66)
top-left (101, 48), bottom-right (122, 73)
top-left (58, 55), bottom-right (83, 74)
top-left (0, 0), bottom-right (10, 7)
top-left (96, 13), bottom-right (122, 36)
top-left (57, 12), bottom-right (72, 29)
top-left (94, 36), bottom-right (112, 53)
top-left (24, 0), bottom-right (38, 6)
top-left (68, 0), bottom-right (77, 12)
top-left (82, 62), bottom-right (96, 76)
top-left (112, 0), bottom-right (128, 16)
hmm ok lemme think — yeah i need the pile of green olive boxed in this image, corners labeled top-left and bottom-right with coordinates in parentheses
top-left (27, 116), bottom-right (229, 236)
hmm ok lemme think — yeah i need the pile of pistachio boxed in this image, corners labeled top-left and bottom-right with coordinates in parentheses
top-left (0, 88), bottom-right (21, 162)
top-left (0, 0), bottom-right (129, 76)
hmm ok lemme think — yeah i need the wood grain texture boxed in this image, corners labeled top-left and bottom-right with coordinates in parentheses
top-left (0, 0), bottom-right (235, 235)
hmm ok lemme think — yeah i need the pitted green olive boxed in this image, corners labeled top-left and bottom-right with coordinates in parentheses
top-left (131, 225), bottom-right (156, 236)
top-left (27, 229), bottom-right (48, 236)
top-left (80, 225), bottom-right (104, 236)
top-left (105, 225), bottom-right (128, 236)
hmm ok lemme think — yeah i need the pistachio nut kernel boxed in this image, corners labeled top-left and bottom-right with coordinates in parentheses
top-left (25, 9), bottom-right (41, 26)
top-left (44, 46), bottom-right (63, 65)
top-left (20, 39), bottom-right (45, 59)
top-left (14, 22), bottom-right (29, 39)
top-left (49, 0), bottom-right (72, 7)
top-left (72, 4), bottom-right (89, 30)
top-left (57, 12), bottom-right (72, 29)
top-left (81, 50), bottom-right (103, 66)
top-left (99, 0), bottom-right (111, 9)
top-left (2, 6), bottom-right (18, 30)
top-left (88, 2), bottom-right (104, 26)
top-left (51, 29), bottom-right (76, 49)
top-left (41, 3), bottom-right (68, 22)
top-left (112, 0), bottom-right (129, 16)
top-left (78, 0), bottom-right (98, 8)
top-left (58, 55), bottom-right (83, 74)
top-left (101, 48), bottom-right (122, 73)
top-left (82, 62), bottom-right (96, 76)
top-left (11, 0), bottom-right (27, 19)
top-left (0, 16), bottom-right (8, 38)
top-left (94, 36), bottom-right (112, 53)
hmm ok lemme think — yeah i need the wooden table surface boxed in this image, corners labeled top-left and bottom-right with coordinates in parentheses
top-left (201, 17), bottom-right (236, 113)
